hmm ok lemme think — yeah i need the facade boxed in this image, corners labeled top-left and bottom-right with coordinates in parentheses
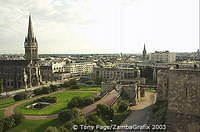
top-left (0, 15), bottom-right (41, 90)
top-left (40, 61), bottom-right (67, 81)
top-left (93, 67), bottom-right (140, 81)
top-left (65, 62), bottom-right (96, 74)
top-left (157, 67), bottom-right (200, 132)
top-left (149, 51), bottom-right (176, 63)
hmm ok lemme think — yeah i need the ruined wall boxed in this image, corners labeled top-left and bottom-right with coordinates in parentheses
top-left (101, 81), bottom-right (116, 95)
top-left (157, 69), bottom-right (169, 101)
top-left (121, 84), bottom-right (140, 105)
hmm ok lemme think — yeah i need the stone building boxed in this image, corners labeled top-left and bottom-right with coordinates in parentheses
top-left (157, 67), bottom-right (200, 132)
top-left (101, 79), bottom-right (145, 105)
top-left (149, 51), bottom-right (176, 63)
top-left (65, 62), bottom-right (96, 74)
top-left (40, 61), bottom-right (67, 81)
top-left (0, 15), bottom-right (41, 90)
top-left (93, 67), bottom-right (140, 81)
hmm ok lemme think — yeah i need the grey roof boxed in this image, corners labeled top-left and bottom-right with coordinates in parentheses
top-left (0, 60), bottom-right (30, 66)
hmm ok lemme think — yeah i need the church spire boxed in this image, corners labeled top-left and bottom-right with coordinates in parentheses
top-left (143, 43), bottom-right (147, 60)
top-left (24, 15), bottom-right (38, 60)
top-left (27, 14), bottom-right (34, 41)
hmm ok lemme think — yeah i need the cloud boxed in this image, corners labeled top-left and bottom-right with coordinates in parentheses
top-left (0, 0), bottom-right (198, 54)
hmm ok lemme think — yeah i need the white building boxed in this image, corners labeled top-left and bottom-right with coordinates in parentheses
top-left (66, 62), bottom-right (96, 74)
top-left (149, 51), bottom-right (176, 63)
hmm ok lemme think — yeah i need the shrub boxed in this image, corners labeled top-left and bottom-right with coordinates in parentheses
top-left (69, 79), bottom-right (77, 85)
top-left (12, 113), bottom-right (24, 125)
top-left (69, 85), bottom-right (80, 89)
top-left (87, 114), bottom-right (106, 126)
top-left (42, 87), bottom-right (51, 94)
top-left (45, 126), bottom-right (59, 132)
top-left (33, 88), bottom-right (43, 95)
top-left (0, 116), bottom-right (16, 131)
top-left (63, 81), bottom-right (70, 88)
top-left (94, 96), bottom-right (101, 102)
top-left (112, 111), bottom-right (129, 125)
top-left (13, 93), bottom-right (27, 101)
top-left (117, 100), bottom-right (129, 113)
top-left (49, 85), bottom-right (58, 92)
top-left (85, 80), bottom-right (94, 85)
top-left (34, 97), bottom-right (57, 103)
top-left (33, 87), bottom-right (51, 96)
top-left (72, 117), bottom-right (87, 126)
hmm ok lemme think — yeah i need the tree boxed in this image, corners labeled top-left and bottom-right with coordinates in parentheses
top-left (117, 100), bottom-right (129, 113)
top-left (12, 113), bottom-right (24, 125)
top-left (82, 97), bottom-right (94, 106)
top-left (13, 93), bottom-right (27, 101)
top-left (95, 77), bottom-right (102, 85)
top-left (69, 79), bottom-right (77, 85)
top-left (58, 108), bottom-right (82, 122)
top-left (67, 96), bottom-right (83, 108)
top-left (45, 126), bottom-right (59, 132)
top-left (69, 85), bottom-right (80, 89)
top-left (49, 85), bottom-right (58, 92)
top-left (0, 79), bottom-right (3, 94)
top-left (96, 104), bottom-right (114, 122)
top-left (1, 116), bottom-right (16, 131)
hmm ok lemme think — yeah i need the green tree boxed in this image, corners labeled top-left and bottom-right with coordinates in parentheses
top-left (45, 126), bottom-right (59, 132)
top-left (58, 108), bottom-right (82, 122)
top-left (117, 100), bottom-right (129, 113)
top-left (96, 104), bottom-right (114, 122)
top-left (95, 77), bottom-right (102, 85)
top-left (12, 113), bottom-right (24, 125)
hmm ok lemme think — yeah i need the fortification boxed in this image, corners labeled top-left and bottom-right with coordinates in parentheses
top-left (157, 67), bottom-right (200, 132)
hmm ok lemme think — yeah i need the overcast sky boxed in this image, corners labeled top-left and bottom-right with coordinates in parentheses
top-left (0, 0), bottom-right (199, 54)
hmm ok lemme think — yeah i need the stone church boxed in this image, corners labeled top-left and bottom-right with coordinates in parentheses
top-left (0, 15), bottom-right (42, 91)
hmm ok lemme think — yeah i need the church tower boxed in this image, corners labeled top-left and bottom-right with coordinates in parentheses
top-left (142, 44), bottom-right (147, 60)
top-left (24, 15), bottom-right (38, 60)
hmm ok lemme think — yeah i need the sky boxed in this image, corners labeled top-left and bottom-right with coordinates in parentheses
top-left (0, 0), bottom-right (199, 54)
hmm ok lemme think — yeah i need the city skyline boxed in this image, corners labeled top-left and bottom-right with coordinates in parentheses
top-left (0, 0), bottom-right (199, 54)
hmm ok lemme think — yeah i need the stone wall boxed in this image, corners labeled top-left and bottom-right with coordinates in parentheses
top-left (121, 84), bottom-right (140, 105)
top-left (168, 69), bottom-right (200, 116)
top-left (157, 69), bottom-right (169, 101)
top-left (156, 68), bottom-right (200, 131)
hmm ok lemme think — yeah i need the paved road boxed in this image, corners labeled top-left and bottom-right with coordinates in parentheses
top-left (120, 92), bottom-right (156, 132)
top-left (82, 90), bottom-right (120, 116)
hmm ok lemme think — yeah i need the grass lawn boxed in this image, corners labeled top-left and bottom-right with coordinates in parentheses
top-left (0, 98), bottom-right (15, 109)
top-left (8, 119), bottom-right (61, 132)
top-left (15, 92), bottom-right (94, 115)
top-left (0, 109), bottom-right (4, 118)
top-left (145, 89), bottom-right (156, 93)
top-left (66, 85), bottom-right (101, 91)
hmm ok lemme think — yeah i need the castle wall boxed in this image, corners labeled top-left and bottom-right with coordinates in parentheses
top-left (168, 69), bottom-right (200, 116)
top-left (157, 69), bottom-right (169, 101)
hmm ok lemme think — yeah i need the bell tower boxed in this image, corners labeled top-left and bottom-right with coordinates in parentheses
top-left (24, 15), bottom-right (38, 60)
